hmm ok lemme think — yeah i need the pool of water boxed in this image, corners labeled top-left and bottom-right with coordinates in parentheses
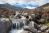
top-left (9, 29), bottom-right (24, 33)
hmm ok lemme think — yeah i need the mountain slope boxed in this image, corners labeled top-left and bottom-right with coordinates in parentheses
top-left (0, 3), bottom-right (25, 11)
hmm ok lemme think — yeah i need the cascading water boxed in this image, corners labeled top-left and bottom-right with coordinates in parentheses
top-left (9, 19), bottom-right (27, 33)
top-left (9, 28), bottom-right (24, 33)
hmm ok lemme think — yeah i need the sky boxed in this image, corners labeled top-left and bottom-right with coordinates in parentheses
top-left (0, 0), bottom-right (49, 9)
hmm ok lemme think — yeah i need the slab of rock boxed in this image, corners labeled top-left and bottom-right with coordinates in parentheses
top-left (0, 18), bottom-right (12, 33)
top-left (21, 30), bottom-right (32, 33)
top-left (23, 26), bottom-right (38, 33)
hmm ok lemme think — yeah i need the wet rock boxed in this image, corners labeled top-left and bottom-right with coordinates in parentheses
top-left (40, 25), bottom-right (48, 32)
top-left (0, 18), bottom-right (12, 33)
top-left (37, 30), bottom-right (41, 33)
top-left (12, 23), bottom-right (16, 29)
top-left (22, 13), bottom-right (28, 16)
top-left (1, 18), bottom-right (10, 22)
top-left (28, 21), bottom-right (34, 28)
top-left (31, 14), bottom-right (35, 19)
top-left (21, 16), bottom-right (26, 19)
top-left (38, 18), bottom-right (45, 24)
top-left (33, 13), bottom-right (42, 24)
top-left (23, 26), bottom-right (38, 33)
top-left (12, 19), bottom-right (28, 29)
top-left (46, 29), bottom-right (49, 33)
top-left (21, 30), bottom-right (32, 33)
top-left (34, 23), bottom-right (41, 30)
top-left (23, 26), bottom-right (31, 30)
top-left (14, 12), bottom-right (21, 17)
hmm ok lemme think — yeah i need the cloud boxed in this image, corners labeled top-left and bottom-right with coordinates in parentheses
top-left (36, 0), bottom-right (49, 6)
top-left (14, 1), bottom-right (39, 9)
top-left (0, 0), bottom-right (49, 9)
top-left (24, 6), bottom-right (36, 9)
top-left (0, 0), bottom-right (49, 5)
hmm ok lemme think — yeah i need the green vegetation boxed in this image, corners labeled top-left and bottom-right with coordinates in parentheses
top-left (43, 18), bottom-right (49, 26)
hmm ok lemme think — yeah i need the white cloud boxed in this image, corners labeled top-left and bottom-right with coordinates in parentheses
top-left (0, 0), bottom-right (49, 9)
top-left (35, 0), bottom-right (47, 6)
top-left (0, 0), bottom-right (49, 5)
top-left (25, 6), bottom-right (36, 9)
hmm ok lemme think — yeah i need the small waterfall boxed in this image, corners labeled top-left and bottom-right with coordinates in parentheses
top-left (9, 19), bottom-right (27, 33)
top-left (9, 29), bottom-right (24, 33)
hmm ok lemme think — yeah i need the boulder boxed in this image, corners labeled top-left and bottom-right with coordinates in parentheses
top-left (21, 30), bottom-right (32, 33)
top-left (0, 18), bottom-right (12, 33)
top-left (23, 26), bottom-right (38, 33)
top-left (28, 21), bottom-right (34, 28)
top-left (40, 25), bottom-right (48, 32)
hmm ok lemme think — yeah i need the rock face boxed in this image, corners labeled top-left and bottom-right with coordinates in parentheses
top-left (11, 19), bottom-right (28, 29)
top-left (0, 18), bottom-right (12, 33)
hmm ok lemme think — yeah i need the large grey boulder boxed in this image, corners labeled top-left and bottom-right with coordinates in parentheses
top-left (0, 18), bottom-right (12, 33)
top-left (23, 26), bottom-right (38, 33)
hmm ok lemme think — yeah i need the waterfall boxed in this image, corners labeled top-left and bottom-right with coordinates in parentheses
top-left (9, 19), bottom-right (27, 33)
top-left (9, 29), bottom-right (24, 33)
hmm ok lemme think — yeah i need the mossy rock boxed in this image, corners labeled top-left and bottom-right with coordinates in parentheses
top-left (47, 23), bottom-right (49, 26)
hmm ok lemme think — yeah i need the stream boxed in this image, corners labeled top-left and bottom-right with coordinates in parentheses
top-left (9, 19), bottom-right (27, 33)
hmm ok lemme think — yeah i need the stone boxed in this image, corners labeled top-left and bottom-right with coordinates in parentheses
top-left (23, 26), bottom-right (38, 33)
top-left (40, 25), bottom-right (48, 31)
top-left (28, 21), bottom-right (34, 28)
top-left (0, 21), bottom-right (12, 33)
top-left (21, 30), bottom-right (32, 33)
top-left (38, 18), bottom-right (45, 24)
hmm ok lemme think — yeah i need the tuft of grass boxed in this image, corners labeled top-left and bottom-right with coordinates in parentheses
top-left (44, 21), bottom-right (49, 26)
top-left (46, 22), bottom-right (49, 26)
top-left (42, 18), bottom-right (49, 26)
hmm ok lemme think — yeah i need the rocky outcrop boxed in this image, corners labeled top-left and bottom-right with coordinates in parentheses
top-left (0, 18), bottom-right (12, 33)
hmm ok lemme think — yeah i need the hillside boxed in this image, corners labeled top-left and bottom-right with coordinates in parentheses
top-left (0, 3), bottom-right (49, 17)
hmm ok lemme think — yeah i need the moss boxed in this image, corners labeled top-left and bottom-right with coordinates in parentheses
top-left (43, 21), bottom-right (49, 26)
top-left (46, 22), bottom-right (49, 26)
top-left (42, 19), bottom-right (49, 26)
